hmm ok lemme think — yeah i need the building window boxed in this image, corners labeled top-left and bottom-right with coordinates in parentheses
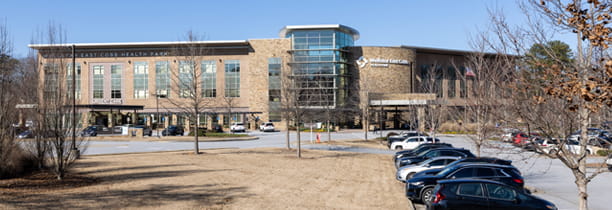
top-left (92, 65), bottom-right (104, 99)
top-left (155, 61), bottom-right (170, 98)
top-left (133, 62), bottom-right (148, 99)
top-left (44, 63), bottom-right (59, 100)
top-left (268, 57), bottom-right (281, 121)
top-left (111, 65), bottom-right (122, 99)
top-left (66, 63), bottom-right (81, 100)
top-left (447, 66), bottom-right (456, 98)
top-left (224, 60), bottom-right (240, 97)
top-left (460, 67), bottom-right (468, 98)
top-left (201, 60), bottom-right (216, 97)
top-left (179, 61), bottom-right (194, 98)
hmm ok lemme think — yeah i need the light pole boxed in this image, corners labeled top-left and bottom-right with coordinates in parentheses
top-left (71, 44), bottom-right (80, 158)
top-left (152, 92), bottom-right (166, 137)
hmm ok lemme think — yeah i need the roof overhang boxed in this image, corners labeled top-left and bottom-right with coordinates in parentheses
top-left (29, 40), bottom-right (250, 50)
top-left (279, 24), bottom-right (360, 40)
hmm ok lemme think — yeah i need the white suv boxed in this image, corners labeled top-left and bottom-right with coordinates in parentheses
top-left (390, 136), bottom-right (432, 150)
top-left (259, 122), bottom-right (275, 132)
top-left (230, 122), bottom-right (246, 132)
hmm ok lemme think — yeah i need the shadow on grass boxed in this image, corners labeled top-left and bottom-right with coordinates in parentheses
top-left (0, 184), bottom-right (250, 209)
top-left (76, 164), bottom-right (190, 175)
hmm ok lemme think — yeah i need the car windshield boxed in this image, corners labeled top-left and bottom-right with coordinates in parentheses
top-left (265, 123), bottom-right (273, 126)
top-left (436, 166), bottom-right (456, 176)
top-left (416, 149), bottom-right (433, 156)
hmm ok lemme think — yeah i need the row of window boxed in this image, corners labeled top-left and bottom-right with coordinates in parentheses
top-left (45, 60), bottom-right (240, 100)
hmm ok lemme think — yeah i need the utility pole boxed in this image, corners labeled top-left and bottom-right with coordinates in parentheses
top-left (71, 44), bottom-right (79, 158)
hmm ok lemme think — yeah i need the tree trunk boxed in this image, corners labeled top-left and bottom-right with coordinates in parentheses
top-left (285, 120), bottom-right (291, 149)
top-left (297, 127), bottom-right (301, 158)
top-left (194, 125), bottom-right (200, 154)
top-left (577, 103), bottom-right (589, 210)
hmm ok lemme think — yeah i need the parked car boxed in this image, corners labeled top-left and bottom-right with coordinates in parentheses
top-left (543, 139), bottom-right (594, 155)
top-left (259, 122), bottom-right (275, 132)
top-left (412, 157), bottom-right (514, 178)
top-left (387, 131), bottom-right (428, 148)
top-left (396, 148), bottom-right (475, 168)
top-left (230, 122), bottom-right (246, 132)
top-left (211, 124), bottom-right (223, 133)
top-left (396, 156), bottom-right (460, 182)
top-left (80, 126), bottom-right (99, 137)
top-left (428, 179), bottom-right (556, 210)
top-left (134, 125), bottom-right (152, 136)
top-left (512, 133), bottom-right (541, 147)
top-left (394, 143), bottom-right (454, 163)
top-left (391, 136), bottom-right (439, 150)
top-left (162, 125), bottom-right (184, 136)
top-left (568, 128), bottom-right (605, 141)
top-left (405, 163), bottom-right (524, 205)
top-left (17, 130), bottom-right (33, 139)
top-left (501, 130), bottom-right (521, 142)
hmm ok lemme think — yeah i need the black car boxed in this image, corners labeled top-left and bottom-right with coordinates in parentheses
top-left (396, 148), bottom-right (475, 168)
top-left (428, 179), bottom-right (556, 210)
top-left (134, 125), bottom-right (153, 136)
top-left (405, 163), bottom-right (524, 205)
top-left (393, 143), bottom-right (453, 163)
top-left (80, 126), bottom-right (99, 137)
top-left (387, 131), bottom-right (428, 148)
top-left (412, 157), bottom-right (514, 178)
top-left (162, 125), bottom-right (184, 136)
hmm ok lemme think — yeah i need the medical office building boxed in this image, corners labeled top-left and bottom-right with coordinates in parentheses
top-left (30, 24), bottom-right (479, 132)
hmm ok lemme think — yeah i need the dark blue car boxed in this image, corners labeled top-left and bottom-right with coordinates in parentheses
top-left (406, 163), bottom-right (524, 206)
top-left (429, 179), bottom-right (556, 210)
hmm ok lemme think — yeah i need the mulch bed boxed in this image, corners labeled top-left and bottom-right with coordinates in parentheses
top-left (0, 171), bottom-right (98, 192)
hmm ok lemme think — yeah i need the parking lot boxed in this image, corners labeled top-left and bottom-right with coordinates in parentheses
top-left (82, 130), bottom-right (610, 209)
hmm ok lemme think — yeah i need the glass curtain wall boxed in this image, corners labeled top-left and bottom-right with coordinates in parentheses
top-left (286, 30), bottom-right (353, 108)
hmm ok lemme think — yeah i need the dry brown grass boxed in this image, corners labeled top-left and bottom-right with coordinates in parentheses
top-left (0, 148), bottom-right (410, 210)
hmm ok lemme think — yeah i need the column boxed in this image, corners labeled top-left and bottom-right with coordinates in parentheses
top-left (417, 107), bottom-right (425, 132)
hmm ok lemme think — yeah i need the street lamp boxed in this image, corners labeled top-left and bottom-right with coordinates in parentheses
top-left (70, 44), bottom-right (79, 158)
top-left (152, 92), bottom-right (166, 137)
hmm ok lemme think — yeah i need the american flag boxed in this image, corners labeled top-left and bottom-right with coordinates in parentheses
top-left (465, 67), bottom-right (475, 77)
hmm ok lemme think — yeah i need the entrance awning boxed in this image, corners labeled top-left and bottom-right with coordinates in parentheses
top-left (74, 104), bottom-right (144, 110)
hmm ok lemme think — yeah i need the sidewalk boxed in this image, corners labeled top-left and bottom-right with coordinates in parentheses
top-left (84, 134), bottom-right (258, 142)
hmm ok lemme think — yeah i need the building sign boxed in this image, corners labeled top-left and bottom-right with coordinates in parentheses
top-left (92, 99), bottom-right (123, 104)
top-left (40, 49), bottom-right (171, 58)
top-left (356, 56), bottom-right (411, 68)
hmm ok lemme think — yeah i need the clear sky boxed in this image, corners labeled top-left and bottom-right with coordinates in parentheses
top-left (1, 0), bottom-right (574, 58)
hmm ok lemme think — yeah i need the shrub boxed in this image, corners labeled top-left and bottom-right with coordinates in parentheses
top-left (203, 133), bottom-right (248, 138)
top-left (0, 146), bottom-right (38, 179)
top-left (596, 149), bottom-right (611, 156)
top-left (187, 129), bottom-right (207, 136)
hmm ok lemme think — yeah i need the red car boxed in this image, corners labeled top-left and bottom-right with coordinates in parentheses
top-left (512, 132), bottom-right (540, 146)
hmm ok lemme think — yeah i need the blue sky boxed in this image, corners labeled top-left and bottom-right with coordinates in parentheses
top-left (1, 0), bottom-right (573, 57)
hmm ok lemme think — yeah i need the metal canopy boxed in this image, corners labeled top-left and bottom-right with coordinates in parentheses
top-left (74, 104), bottom-right (144, 110)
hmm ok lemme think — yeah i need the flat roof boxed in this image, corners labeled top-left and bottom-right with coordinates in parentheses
top-left (279, 24), bottom-right (360, 40)
top-left (29, 40), bottom-right (250, 49)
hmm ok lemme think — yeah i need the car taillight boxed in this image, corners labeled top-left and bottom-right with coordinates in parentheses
top-left (432, 185), bottom-right (445, 204)
top-left (433, 192), bottom-right (445, 204)
top-left (513, 178), bottom-right (524, 184)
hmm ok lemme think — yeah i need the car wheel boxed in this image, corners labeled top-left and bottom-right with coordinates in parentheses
top-left (608, 165), bottom-right (612, 171)
top-left (421, 187), bottom-right (434, 205)
top-left (548, 149), bottom-right (557, 155)
top-left (586, 150), bottom-right (592, 155)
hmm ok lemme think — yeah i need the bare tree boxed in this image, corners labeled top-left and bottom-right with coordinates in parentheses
top-left (483, 1), bottom-right (612, 209)
top-left (166, 31), bottom-right (213, 155)
top-left (0, 19), bottom-right (23, 178)
top-left (223, 96), bottom-right (237, 133)
top-left (450, 46), bottom-right (511, 157)
top-left (37, 23), bottom-right (86, 179)
top-left (417, 61), bottom-right (448, 139)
